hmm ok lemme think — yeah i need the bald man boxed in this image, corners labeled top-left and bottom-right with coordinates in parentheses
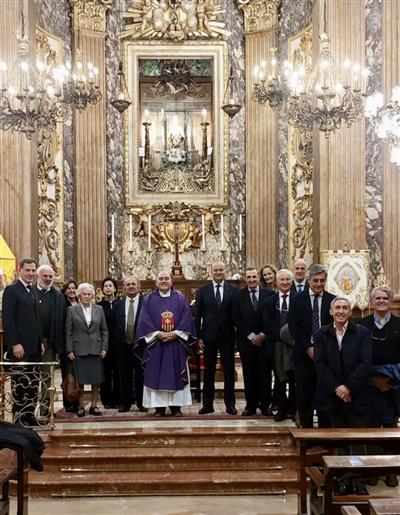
top-left (195, 261), bottom-right (238, 415)
top-left (291, 258), bottom-right (309, 294)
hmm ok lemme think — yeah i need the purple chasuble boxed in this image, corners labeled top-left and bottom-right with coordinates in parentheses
top-left (134, 289), bottom-right (196, 392)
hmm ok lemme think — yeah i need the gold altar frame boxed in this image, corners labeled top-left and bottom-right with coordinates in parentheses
top-left (124, 40), bottom-right (228, 208)
top-left (321, 249), bottom-right (370, 311)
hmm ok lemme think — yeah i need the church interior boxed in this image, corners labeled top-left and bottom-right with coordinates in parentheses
top-left (1, 0), bottom-right (400, 514)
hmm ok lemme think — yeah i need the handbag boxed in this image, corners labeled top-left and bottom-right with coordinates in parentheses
top-left (61, 360), bottom-right (80, 404)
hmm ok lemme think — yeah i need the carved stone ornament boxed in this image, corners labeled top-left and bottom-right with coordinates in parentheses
top-left (373, 267), bottom-right (390, 288)
top-left (69, 0), bottom-right (112, 32)
top-left (36, 28), bottom-right (64, 279)
top-left (288, 27), bottom-right (313, 266)
top-left (120, 0), bottom-right (231, 40)
top-left (238, 0), bottom-right (279, 33)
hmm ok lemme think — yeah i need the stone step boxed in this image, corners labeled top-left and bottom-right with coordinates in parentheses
top-left (28, 469), bottom-right (298, 497)
top-left (46, 427), bottom-right (293, 448)
top-left (40, 445), bottom-right (297, 472)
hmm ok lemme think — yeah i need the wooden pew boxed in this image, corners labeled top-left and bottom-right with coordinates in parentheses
top-left (369, 499), bottom-right (400, 515)
top-left (0, 444), bottom-right (27, 515)
top-left (321, 455), bottom-right (400, 515)
top-left (341, 507), bottom-right (362, 515)
top-left (290, 428), bottom-right (400, 515)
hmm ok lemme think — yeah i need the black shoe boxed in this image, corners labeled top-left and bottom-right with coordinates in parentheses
top-left (334, 481), bottom-right (354, 496)
top-left (242, 408), bottom-right (256, 416)
top-left (274, 411), bottom-right (287, 422)
top-left (170, 407), bottom-right (183, 417)
top-left (137, 405), bottom-right (148, 413)
top-left (118, 405), bottom-right (130, 413)
top-left (385, 474), bottom-right (399, 487)
top-left (260, 408), bottom-right (273, 417)
top-left (367, 476), bottom-right (379, 486)
top-left (226, 407), bottom-right (237, 415)
top-left (154, 407), bottom-right (166, 417)
top-left (199, 406), bottom-right (214, 415)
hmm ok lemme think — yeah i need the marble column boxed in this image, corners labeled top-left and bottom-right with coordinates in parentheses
top-left (241, 0), bottom-right (279, 269)
top-left (313, 0), bottom-right (366, 256)
top-left (69, 0), bottom-right (110, 283)
top-left (0, 0), bottom-right (38, 262)
top-left (382, 0), bottom-right (400, 292)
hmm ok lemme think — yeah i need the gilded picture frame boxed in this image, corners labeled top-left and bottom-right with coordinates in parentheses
top-left (124, 40), bottom-right (228, 208)
top-left (320, 249), bottom-right (370, 311)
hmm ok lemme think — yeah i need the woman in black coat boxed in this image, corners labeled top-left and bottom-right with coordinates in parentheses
top-left (97, 277), bottom-right (119, 409)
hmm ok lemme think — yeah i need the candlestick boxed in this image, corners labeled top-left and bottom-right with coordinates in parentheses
top-left (111, 214), bottom-right (115, 252)
top-left (147, 214), bottom-right (152, 251)
top-left (129, 214), bottom-right (133, 251)
top-left (239, 214), bottom-right (242, 251)
top-left (201, 214), bottom-right (206, 249)
top-left (220, 214), bottom-right (224, 250)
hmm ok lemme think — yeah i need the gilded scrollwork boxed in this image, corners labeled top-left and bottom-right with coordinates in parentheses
top-left (120, 0), bottom-right (230, 41)
top-left (238, 0), bottom-right (279, 33)
top-left (36, 28), bottom-right (64, 279)
top-left (131, 203), bottom-right (220, 254)
top-left (288, 27), bottom-right (313, 265)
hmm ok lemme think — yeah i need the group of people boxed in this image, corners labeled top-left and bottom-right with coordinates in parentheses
top-left (2, 258), bottom-right (400, 452)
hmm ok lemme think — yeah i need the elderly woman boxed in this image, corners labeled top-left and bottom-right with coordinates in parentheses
top-left (66, 283), bottom-right (108, 417)
top-left (358, 286), bottom-right (400, 487)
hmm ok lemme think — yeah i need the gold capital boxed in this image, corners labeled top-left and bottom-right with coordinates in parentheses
top-left (69, 0), bottom-right (112, 32)
top-left (239, 0), bottom-right (280, 33)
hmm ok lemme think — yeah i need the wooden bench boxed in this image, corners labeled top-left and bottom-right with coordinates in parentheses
top-left (369, 499), bottom-right (400, 515)
top-left (290, 428), bottom-right (400, 515)
top-left (0, 444), bottom-right (28, 515)
top-left (319, 455), bottom-right (400, 515)
top-left (341, 507), bottom-right (362, 515)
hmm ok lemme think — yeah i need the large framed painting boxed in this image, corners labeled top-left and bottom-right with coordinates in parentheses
top-left (320, 249), bottom-right (370, 310)
top-left (124, 40), bottom-right (228, 207)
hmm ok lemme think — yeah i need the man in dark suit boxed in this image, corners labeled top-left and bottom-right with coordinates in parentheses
top-left (34, 264), bottom-right (66, 418)
top-left (114, 275), bottom-right (146, 413)
top-left (288, 263), bottom-right (335, 428)
top-left (2, 257), bottom-right (44, 426)
top-left (195, 261), bottom-right (238, 415)
top-left (290, 258), bottom-right (309, 294)
top-left (263, 268), bottom-right (296, 422)
top-left (234, 267), bottom-right (272, 416)
top-left (314, 297), bottom-right (374, 495)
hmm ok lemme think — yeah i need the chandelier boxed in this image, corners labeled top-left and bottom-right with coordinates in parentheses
top-left (61, 46), bottom-right (102, 112)
top-left (0, 12), bottom-right (101, 139)
top-left (365, 87), bottom-right (400, 166)
top-left (252, 1), bottom-right (368, 139)
top-left (286, 32), bottom-right (368, 138)
top-left (252, 48), bottom-right (284, 110)
top-left (0, 14), bottom-right (70, 139)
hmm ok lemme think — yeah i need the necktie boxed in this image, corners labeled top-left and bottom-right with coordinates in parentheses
top-left (251, 289), bottom-right (258, 310)
top-left (215, 284), bottom-right (222, 307)
top-left (26, 284), bottom-right (35, 303)
top-left (312, 294), bottom-right (320, 335)
top-left (280, 294), bottom-right (288, 327)
top-left (297, 284), bottom-right (303, 292)
top-left (126, 298), bottom-right (135, 344)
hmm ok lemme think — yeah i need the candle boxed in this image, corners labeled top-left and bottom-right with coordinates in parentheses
top-left (111, 214), bottom-right (115, 252)
top-left (129, 214), bottom-right (133, 251)
top-left (201, 108), bottom-right (207, 123)
top-left (239, 214), bottom-right (242, 251)
top-left (220, 214), bottom-right (224, 250)
top-left (147, 214), bottom-right (152, 250)
top-left (144, 108), bottom-right (149, 121)
top-left (201, 214), bottom-right (206, 249)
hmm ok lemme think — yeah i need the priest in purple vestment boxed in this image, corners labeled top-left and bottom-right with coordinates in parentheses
top-left (134, 271), bottom-right (197, 416)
